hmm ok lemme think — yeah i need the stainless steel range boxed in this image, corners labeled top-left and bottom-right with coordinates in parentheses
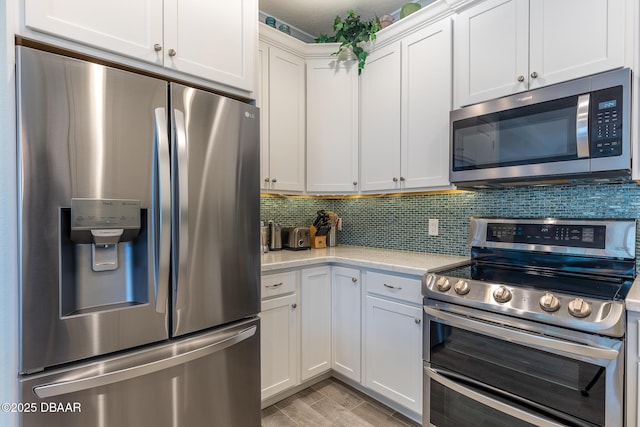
top-left (422, 218), bottom-right (636, 427)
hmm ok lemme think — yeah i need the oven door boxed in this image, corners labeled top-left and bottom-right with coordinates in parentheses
top-left (423, 302), bottom-right (623, 427)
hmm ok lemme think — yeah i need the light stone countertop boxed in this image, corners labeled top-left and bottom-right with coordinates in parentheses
top-left (625, 276), bottom-right (640, 312)
top-left (261, 245), bottom-right (469, 277)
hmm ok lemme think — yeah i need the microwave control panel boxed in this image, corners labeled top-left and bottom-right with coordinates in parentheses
top-left (590, 85), bottom-right (623, 157)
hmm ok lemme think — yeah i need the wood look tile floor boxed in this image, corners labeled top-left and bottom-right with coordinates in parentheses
top-left (261, 378), bottom-right (421, 427)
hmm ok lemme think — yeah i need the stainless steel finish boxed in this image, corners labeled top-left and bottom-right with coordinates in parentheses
top-left (450, 68), bottom-right (632, 187)
top-left (168, 48), bottom-right (177, 57)
top-left (568, 298), bottom-right (592, 318)
top-left (469, 217), bottom-right (636, 259)
top-left (424, 366), bottom-right (567, 427)
top-left (530, 71), bottom-right (538, 78)
top-left (20, 319), bottom-right (261, 427)
top-left (170, 83), bottom-right (260, 337)
top-left (269, 221), bottom-right (282, 250)
top-left (492, 286), bottom-right (512, 303)
top-left (384, 283), bottom-right (402, 290)
top-left (172, 108), bottom-right (189, 311)
top-left (154, 44), bottom-right (162, 52)
top-left (17, 46), bottom-right (169, 373)
top-left (153, 108), bottom-right (170, 313)
top-left (424, 304), bottom-right (620, 362)
top-left (576, 93), bottom-right (591, 158)
top-left (517, 75), bottom-right (525, 82)
top-left (539, 293), bottom-right (561, 312)
top-left (435, 276), bottom-right (450, 292)
top-left (454, 279), bottom-right (470, 295)
top-left (34, 325), bottom-right (256, 398)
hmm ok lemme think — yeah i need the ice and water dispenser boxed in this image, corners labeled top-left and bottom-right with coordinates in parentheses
top-left (60, 198), bottom-right (148, 316)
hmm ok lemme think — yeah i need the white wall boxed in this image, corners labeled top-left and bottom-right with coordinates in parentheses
top-left (0, 0), bottom-right (19, 424)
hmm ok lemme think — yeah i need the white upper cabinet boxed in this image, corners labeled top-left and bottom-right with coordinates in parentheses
top-left (454, 0), bottom-right (626, 107)
top-left (360, 43), bottom-right (402, 192)
top-left (306, 58), bottom-right (359, 193)
top-left (361, 18), bottom-right (452, 192)
top-left (401, 18), bottom-right (452, 189)
top-left (24, 0), bottom-right (257, 92)
top-left (262, 44), bottom-right (306, 193)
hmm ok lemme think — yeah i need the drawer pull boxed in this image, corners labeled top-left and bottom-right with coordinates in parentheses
top-left (352, 277), bottom-right (358, 283)
top-left (415, 318), bottom-right (421, 324)
top-left (291, 303), bottom-right (297, 309)
top-left (384, 283), bottom-right (402, 290)
top-left (265, 282), bottom-right (283, 289)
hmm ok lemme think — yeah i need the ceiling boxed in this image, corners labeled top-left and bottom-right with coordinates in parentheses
top-left (259, 0), bottom-right (423, 39)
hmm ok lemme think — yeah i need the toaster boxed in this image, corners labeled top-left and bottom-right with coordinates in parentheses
top-left (282, 227), bottom-right (310, 250)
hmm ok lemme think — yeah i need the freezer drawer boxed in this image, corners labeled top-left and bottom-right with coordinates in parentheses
top-left (19, 318), bottom-right (260, 427)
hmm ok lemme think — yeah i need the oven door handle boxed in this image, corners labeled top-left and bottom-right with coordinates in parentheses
top-left (425, 366), bottom-right (589, 427)
top-left (424, 306), bottom-right (619, 363)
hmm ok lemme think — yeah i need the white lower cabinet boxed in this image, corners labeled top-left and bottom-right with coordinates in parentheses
top-left (260, 272), bottom-right (299, 401)
top-left (331, 266), bottom-right (361, 382)
top-left (300, 267), bottom-right (332, 381)
top-left (363, 271), bottom-right (423, 415)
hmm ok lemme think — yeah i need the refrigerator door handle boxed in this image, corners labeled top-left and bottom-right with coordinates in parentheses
top-left (153, 108), bottom-right (171, 313)
top-left (172, 109), bottom-right (189, 310)
top-left (32, 325), bottom-right (257, 398)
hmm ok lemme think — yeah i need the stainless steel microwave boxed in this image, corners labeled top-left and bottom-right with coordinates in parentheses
top-left (450, 68), bottom-right (631, 188)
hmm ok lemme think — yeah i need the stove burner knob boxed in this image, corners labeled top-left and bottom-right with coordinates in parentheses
top-left (493, 286), bottom-right (512, 303)
top-left (568, 298), bottom-right (592, 318)
top-left (435, 277), bottom-right (451, 292)
top-left (424, 274), bottom-right (437, 288)
top-left (539, 293), bottom-right (560, 312)
top-left (454, 280), bottom-right (470, 295)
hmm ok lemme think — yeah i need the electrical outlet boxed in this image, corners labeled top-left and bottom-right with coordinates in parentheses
top-left (428, 219), bottom-right (439, 236)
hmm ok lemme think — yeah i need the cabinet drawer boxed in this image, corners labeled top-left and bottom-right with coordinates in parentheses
top-left (261, 271), bottom-right (297, 299)
top-left (365, 271), bottom-right (421, 304)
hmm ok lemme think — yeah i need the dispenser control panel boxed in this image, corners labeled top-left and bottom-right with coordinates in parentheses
top-left (71, 199), bottom-right (140, 230)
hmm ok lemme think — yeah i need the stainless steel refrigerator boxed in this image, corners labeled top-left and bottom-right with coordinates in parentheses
top-left (16, 46), bottom-right (261, 426)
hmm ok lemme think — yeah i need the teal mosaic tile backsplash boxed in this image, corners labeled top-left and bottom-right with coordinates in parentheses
top-left (261, 182), bottom-right (640, 260)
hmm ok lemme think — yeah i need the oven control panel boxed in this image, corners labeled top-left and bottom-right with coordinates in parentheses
top-left (486, 223), bottom-right (606, 249)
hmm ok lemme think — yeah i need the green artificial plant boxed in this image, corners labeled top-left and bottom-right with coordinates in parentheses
top-left (315, 10), bottom-right (380, 75)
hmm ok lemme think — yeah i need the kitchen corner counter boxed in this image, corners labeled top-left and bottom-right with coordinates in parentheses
top-left (261, 245), bottom-right (468, 277)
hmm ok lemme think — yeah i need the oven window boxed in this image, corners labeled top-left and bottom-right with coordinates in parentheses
top-left (430, 381), bottom-right (536, 427)
top-left (430, 322), bottom-right (605, 426)
top-left (452, 96), bottom-right (578, 171)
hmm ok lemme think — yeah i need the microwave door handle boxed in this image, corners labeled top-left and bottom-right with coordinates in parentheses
top-left (576, 94), bottom-right (590, 158)
top-left (153, 108), bottom-right (170, 313)
top-left (425, 367), bottom-right (583, 427)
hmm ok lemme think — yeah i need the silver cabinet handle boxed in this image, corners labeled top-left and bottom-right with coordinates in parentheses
top-left (291, 303), bottom-right (297, 309)
top-left (351, 277), bottom-right (358, 283)
top-left (425, 367), bottom-right (566, 427)
top-left (576, 94), bottom-right (590, 158)
top-left (33, 325), bottom-right (257, 398)
top-left (152, 108), bottom-right (171, 314)
top-left (154, 44), bottom-right (162, 52)
top-left (517, 75), bottom-right (525, 82)
top-left (353, 181), bottom-right (358, 186)
top-left (264, 177), bottom-right (270, 183)
top-left (265, 282), bottom-right (283, 289)
top-left (392, 177), bottom-right (398, 182)
top-left (168, 49), bottom-right (177, 57)
top-left (271, 178), bottom-right (277, 183)
top-left (383, 283), bottom-right (402, 290)
top-left (415, 318), bottom-right (421, 324)
top-left (172, 109), bottom-right (189, 310)
top-left (530, 71), bottom-right (538, 78)
top-left (399, 177), bottom-right (405, 182)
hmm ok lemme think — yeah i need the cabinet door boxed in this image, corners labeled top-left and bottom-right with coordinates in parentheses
top-left (331, 266), bottom-right (361, 382)
top-left (260, 293), bottom-right (298, 400)
top-left (267, 46), bottom-right (306, 192)
top-left (364, 295), bottom-right (422, 414)
top-left (306, 59), bottom-right (359, 193)
top-left (24, 0), bottom-right (164, 64)
top-left (401, 19), bottom-right (452, 189)
top-left (163, 0), bottom-right (256, 91)
top-left (300, 267), bottom-right (332, 381)
top-left (528, 0), bottom-right (625, 90)
top-left (258, 42), bottom-right (271, 191)
top-left (360, 43), bottom-right (401, 191)
top-left (454, 0), bottom-right (529, 107)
